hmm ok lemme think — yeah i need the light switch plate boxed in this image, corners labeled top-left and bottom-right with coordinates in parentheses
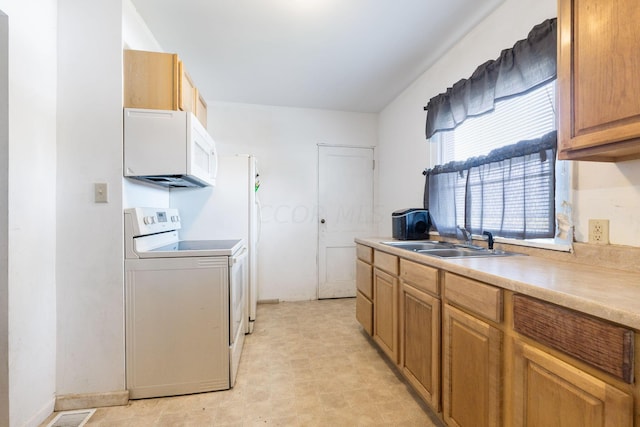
top-left (94, 183), bottom-right (108, 203)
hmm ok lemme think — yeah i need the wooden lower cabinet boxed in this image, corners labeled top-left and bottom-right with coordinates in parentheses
top-left (443, 304), bottom-right (502, 427)
top-left (512, 340), bottom-right (633, 427)
top-left (374, 268), bottom-right (398, 363)
top-left (356, 259), bottom-right (373, 299)
top-left (400, 282), bottom-right (440, 410)
top-left (356, 291), bottom-right (373, 335)
top-left (354, 245), bottom-right (639, 426)
top-left (355, 246), bottom-right (373, 335)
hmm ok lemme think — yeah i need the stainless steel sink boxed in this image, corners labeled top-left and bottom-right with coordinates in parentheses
top-left (381, 241), bottom-right (525, 258)
top-left (381, 241), bottom-right (456, 251)
top-left (417, 248), bottom-right (523, 258)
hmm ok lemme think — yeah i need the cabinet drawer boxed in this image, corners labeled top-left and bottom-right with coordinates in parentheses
top-left (513, 294), bottom-right (634, 383)
top-left (444, 273), bottom-right (502, 323)
top-left (356, 291), bottom-right (373, 336)
top-left (374, 250), bottom-right (398, 275)
top-left (356, 259), bottom-right (373, 299)
top-left (356, 245), bottom-right (373, 263)
top-left (400, 259), bottom-right (439, 295)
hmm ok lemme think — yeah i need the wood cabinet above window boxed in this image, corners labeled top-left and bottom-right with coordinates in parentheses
top-left (558, 0), bottom-right (640, 161)
top-left (124, 49), bottom-right (208, 128)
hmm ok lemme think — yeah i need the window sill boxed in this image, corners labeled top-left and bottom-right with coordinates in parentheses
top-left (429, 231), bottom-right (573, 253)
top-left (493, 236), bottom-right (573, 253)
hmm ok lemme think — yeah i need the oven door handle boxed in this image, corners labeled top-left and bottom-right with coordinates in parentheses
top-left (229, 247), bottom-right (248, 266)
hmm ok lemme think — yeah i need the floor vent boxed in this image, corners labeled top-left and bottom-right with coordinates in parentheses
top-left (46, 409), bottom-right (96, 427)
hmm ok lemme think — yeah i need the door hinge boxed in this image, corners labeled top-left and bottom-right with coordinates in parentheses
top-left (372, 159), bottom-right (375, 170)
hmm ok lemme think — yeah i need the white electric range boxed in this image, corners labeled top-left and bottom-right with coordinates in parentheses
top-left (124, 207), bottom-right (247, 399)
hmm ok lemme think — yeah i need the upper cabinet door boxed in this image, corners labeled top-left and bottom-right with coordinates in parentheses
top-left (558, 0), bottom-right (640, 161)
top-left (123, 50), bottom-right (180, 111)
top-left (178, 60), bottom-right (196, 113)
top-left (123, 49), bottom-right (208, 128)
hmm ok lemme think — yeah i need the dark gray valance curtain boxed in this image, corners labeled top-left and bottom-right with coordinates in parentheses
top-left (424, 18), bottom-right (557, 139)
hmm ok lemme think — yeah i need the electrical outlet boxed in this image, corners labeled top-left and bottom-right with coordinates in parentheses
top-left (588, 219), bottom-right (609, 244)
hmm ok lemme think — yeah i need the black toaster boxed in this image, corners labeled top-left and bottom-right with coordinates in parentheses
top-left (392, 208), bottom-right (431, 240)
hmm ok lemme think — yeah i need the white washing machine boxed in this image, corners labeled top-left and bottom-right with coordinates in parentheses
top-left (124, 207), bottom-right (247, 399)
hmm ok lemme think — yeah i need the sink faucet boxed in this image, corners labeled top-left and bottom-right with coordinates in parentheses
top-left (483, 231), bottom-right (494, 250)
top-left (457, 226), bottom-right (473, 245)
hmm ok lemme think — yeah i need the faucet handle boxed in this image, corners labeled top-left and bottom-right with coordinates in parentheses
top-left (457, 226), bottom-right (472, 243)
top-left (482, 231), bottom-right (494, 250)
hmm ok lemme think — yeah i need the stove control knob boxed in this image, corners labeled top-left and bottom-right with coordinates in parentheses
top-left (143, 216), bottom-right (155, 225)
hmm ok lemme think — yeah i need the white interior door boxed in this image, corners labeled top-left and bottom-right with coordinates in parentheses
top-left (318, 145), bottom-right (374, 299)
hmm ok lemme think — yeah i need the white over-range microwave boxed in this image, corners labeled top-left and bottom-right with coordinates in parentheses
top-left (124, 108), bottom-right (218, 188)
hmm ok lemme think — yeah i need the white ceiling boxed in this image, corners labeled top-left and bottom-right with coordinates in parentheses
top-left (130, 0), bottom-right (504, 113)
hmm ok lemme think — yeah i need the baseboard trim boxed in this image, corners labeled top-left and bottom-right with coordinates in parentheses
top-left (257, 299), bottom-right (279, 304)
top-left (54, 390), bottom-right (129, 411)
top-left (25, 396), bottom-right (55, 427)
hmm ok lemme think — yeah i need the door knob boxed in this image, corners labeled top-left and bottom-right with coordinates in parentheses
top-left (320, 219), bottom-right (326, 224)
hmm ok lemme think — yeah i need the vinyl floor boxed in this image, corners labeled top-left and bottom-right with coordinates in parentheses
top-left (41, 298), bottom-right (442, 426)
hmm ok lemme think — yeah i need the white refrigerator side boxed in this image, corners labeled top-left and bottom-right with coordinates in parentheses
top-left (170, 154), bottom-right (259, 334)
top-left (248, 157), bottom-right (260, 333)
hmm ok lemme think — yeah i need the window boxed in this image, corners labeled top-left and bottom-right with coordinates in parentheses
top-left (437, 82), bottom-right (556, 165)
top-left (423, 18), bottom-right (571, 250)
top-left (428, 81), bottom-right (564, 240)
top-left (427, 128), bottom-right (559, 241)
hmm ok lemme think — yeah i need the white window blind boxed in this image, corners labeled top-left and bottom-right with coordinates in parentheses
top-left (439, 81), bottom-right (556, 164)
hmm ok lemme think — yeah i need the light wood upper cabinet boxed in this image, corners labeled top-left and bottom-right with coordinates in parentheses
top-left (558, 0), bottom-right (640, 161)
top-left (195, 91), bottom-right (208, 129)
top-left (512, 341), bottom-right (633, 427)
top-left (178, 60), bottom-right (196, 113)
top-left (123, 50), bottom-right (208, 128)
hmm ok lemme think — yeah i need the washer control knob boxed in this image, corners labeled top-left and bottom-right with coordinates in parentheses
top-left (143, 216), bottom-right (155, 225)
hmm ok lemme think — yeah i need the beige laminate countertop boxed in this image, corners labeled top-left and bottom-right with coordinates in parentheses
top-left (356, 237), bottom-right (640, 330)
